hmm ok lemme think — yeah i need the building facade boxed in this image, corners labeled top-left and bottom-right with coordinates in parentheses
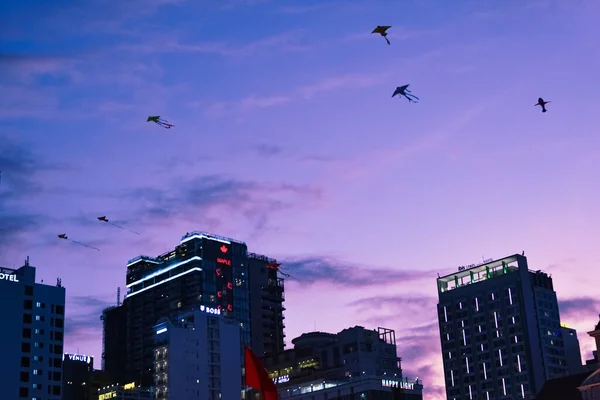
top-left (62, 353), bottom-right (94, 400)
top-left (437, 253), bottom-right (568, 400)
top-left (153, 306), bottom-right (242, 400)
top-left (248, 252), bottom-right (286, 358)
top-left (561, 324), bottom-right (583, 375)
top-left (98, 382), bottom-right (152, 399)
top-left (0, 258), bottom-right (66, 400)
top-left (102, 231), bottom-right (284, 389)
top-left (263, 326), bottom-right (423, 399)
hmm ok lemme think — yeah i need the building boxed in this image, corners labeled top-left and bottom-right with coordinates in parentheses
top-left (586, 315), bottom-right (600, 370)
top-left (153, 305), bottom-right (242, 400)
top-left (577, 368), bottom-right (600, 400)
top-left (98, 382), bottom-right (152, 399)
top-left (561, 324), bottom-right (583, 375)
top-left (102, 231), bottom-right (285, 388)
top-left (263, 326), bottom-right (423, 399)
top-left (101, 304), bottom-right (127, 383)
top-left (0, 257), bottom-right (66, 400)
top-left (248, 252), bottom-right (286, 358)
top-left (436, 253), bottom-right (568, 400)
top-left (62, 353), bottom-right (94, 400)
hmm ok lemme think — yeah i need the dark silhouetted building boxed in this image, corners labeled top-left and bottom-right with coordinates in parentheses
top-left (248, 252), bottom-right (286, 358)
top-left (437, 253), bottom-right (568, 400)
top-left (62, 353), bottom-right (94, 400)
top-left (561, 324), bottom-right (583, 375)
top-left (101, 304), bottom-right (127, 383)
top-left (102, 231), bottom-right (285, 389)
top-left (263, 326), bottom-right (423, 399)
top-left (0, 257), bottom-right (66, 400)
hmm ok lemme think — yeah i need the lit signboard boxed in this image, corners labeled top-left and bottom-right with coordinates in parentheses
top-left (217, 258), bottom-right (232, 266)
top-left (99, 392), bottom-right (117, 400)
top-left (0, 273), bottom-right (19, 283)
top-left (64, 354), bottom-right (92, 364)
top-left (273, 375), bottom-right (290, 384)
top-left (382, 379), bottom-right (414, 390)
top-left (123, 382), bottom-right (136, 390)
top-left (156, 327), bottom-right (167, 335)
top-left (200, 305), bottom-right (221, 315)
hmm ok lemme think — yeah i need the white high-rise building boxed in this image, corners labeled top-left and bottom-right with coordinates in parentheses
top-left (153, 305), bottom-right (241, 400)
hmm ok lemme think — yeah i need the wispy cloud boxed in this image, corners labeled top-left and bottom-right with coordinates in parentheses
top-left (283, 257), bottom-right (432, 287)
top-left (125, 174), bottom-right (323, 232)
top-left (240, 95), bottom-right (291, 109)
top-left (559, 296), bottom-right (600, 321)
top-left (253, 143), bottom-right (284, 157)
top-left (297, 73), bottom-right (388, 100)
top-left (64, 295), bottom-right (114, 346)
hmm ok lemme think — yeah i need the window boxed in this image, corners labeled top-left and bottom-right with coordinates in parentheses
top-left (22, 343), bottom-right (31, 353)
top-left (24, 300), bottom-right (33, 310)
top-left (36, 302), bottom-right (41, 308)
top-left (22, 328), bottom-right (31, 338)
top-left (24, 286), bottom-right (34, 296)
top-left (55, 305), bottom-right (64, 315)
top-left (33, 369), bottom-right (41, 375)
top-left (19, 372), bottom-right (29, 382)
top-left (23, 314), bottom-right (32, 324)
top-left (20, 357), bottom-right (30, 368)
top-left (19, 387), bottom-right (28, 398)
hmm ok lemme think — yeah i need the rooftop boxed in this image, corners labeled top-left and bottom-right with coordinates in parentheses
top-left (437, 254), bottom-right (523, 294)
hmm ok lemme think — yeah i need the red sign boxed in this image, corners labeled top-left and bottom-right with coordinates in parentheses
top-left (217, 258), bottom-right (231, 266)
top-left (227, 304), bottom-right (233, 312)
top-left (215, 268), bottom-right (222, 277)
top-left (227, 282), bottom-right (232, 290)
top-left (220, 245), bottom-right (228, 253)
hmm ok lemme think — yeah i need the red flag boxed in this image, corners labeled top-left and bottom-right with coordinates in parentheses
top-left (244, 345), bottom-right (279, 400)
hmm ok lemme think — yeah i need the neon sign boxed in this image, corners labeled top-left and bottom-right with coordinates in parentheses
top-left (66, 354), bottom-right (91, 364)
top-left (382, 379), bottom-right (414, 390)
top-left (123, 382), bottom-right (136, 390)
top-left (273, 375), bottom-right (290, 384)
top-left (220, 245), bottom-right (228, 253)
top-left (200, 305), bottom-right (221, 315)
top-left (99, 392), bottom-right (117, 400)
top-left (0, 273), bottom-right (19, 282)
top-left (217, 258), bottom-right (231, 266)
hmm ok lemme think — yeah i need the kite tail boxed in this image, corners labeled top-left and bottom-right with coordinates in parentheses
top-left (71, 240), bottom-right (100, 251)
top-left (385, 37), bottom-right (390, 45)
top-left (108, 222), bottom-right (140, 235)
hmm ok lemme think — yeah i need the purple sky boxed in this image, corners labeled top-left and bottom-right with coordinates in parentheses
top-left (2, 0), bottom-right (600, 398)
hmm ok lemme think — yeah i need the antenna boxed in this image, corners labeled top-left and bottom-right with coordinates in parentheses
top-left (117, 287), bottom-right (121, 306)
top-left (314, 320), bottom-right (316, 331)
top-left (482, 255), bottom-right (485, 263)
top-left (25, 256), bottom-right (30, 266)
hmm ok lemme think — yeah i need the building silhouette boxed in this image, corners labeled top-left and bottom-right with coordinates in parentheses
top-left (0, 257), bottom-right (66, 400)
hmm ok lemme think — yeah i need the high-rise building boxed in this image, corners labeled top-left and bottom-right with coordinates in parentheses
top-left (102, 231), bottom-right (285, 388)
top-left (98, 382), bottom-right (152, 399)
top-left (248, 252), bottom-right (286, 358)
top-left (436, 253), bottom-right (568, 400)
top-left (153, 305), bottom-right (242, 400)
top-left (0, 257), bottom-right (66, 400)
top-left (560, 324), bottom-right (583, 375)
top-left (263, 326), bottom-right (424, 399)
top-left (62, 353), bottom-right (94, 400)
top-left (101, 304), bottom-right (127, 383)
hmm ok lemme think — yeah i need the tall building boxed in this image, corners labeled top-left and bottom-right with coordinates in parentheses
top-left (561, 324), bottom-right (583, 375)
top-left (102, 231), bottom-right (285, 388)
top-left (62, 353), bottom-right (94, 400)
top-left (101, 304), bottom-right (127, 383)
top-left (263, 326), bottom-right (423, 399)
top-left (0, 257), bottom-right (66, 400)
top-left (436, 253), bottom-right (568, 400)
top-left (98, 382), bottom-right (152, 399)
top-left (248, 252), bottom-right (286, 358)
top-left (153, 305), bottom-right (242, 400)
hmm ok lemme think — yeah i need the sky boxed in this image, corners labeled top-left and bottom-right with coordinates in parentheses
top-left (1, 0), bottom-right (600, 398)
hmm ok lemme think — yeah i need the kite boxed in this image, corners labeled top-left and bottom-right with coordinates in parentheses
top-left (97, 216), bottom-right (140, 235)
top-left (147, 116), bottom-right (174, 129)
top-left (535, 97), bottom-right (550, 113)
top-left (372, 26), bottom-right (391, 45)
top-left (57, 234), bottom-right (100, 251)
top-left (392, 85), bottom-right (419, 103)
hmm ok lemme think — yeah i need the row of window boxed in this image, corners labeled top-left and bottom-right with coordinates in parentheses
top-left (20, 355), bottom-right (62, 369)
top-left (20, 369), bottom-right (61, 382)
top-left (21, 342), bottom-right (63, 355)
top-left (19, 383), bottom-right (61, 398)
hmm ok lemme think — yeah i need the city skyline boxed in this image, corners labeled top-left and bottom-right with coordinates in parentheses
top-left (2, 1), bottom-right (600, 399)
